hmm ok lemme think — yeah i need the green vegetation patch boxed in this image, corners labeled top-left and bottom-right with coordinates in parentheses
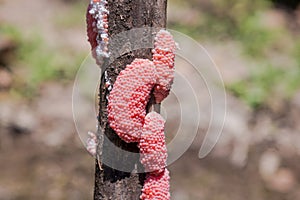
top-left (228, 63), bottom-right (300, 108)
top-left (0, 24), bottom-right (84, 97)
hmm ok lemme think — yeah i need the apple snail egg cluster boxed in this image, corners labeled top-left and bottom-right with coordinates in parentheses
top-left (141, 169), bottom-right (170, 200)
top-left (106, 30), bottom-right (176, 200)
top-left (86, 2), bottom-right (176, 198)
top-left (152, 30), bottom-right (177, 103)
top-left (108, 59), bottom-right (157, 143)
top-left (86, 0), bottom-right (109, 66)
top-left (139, 111), bottom-right (167, 174)
top-left (86, 6), bottom-right (98, 49)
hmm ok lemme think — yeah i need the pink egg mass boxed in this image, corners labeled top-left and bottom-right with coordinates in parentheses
top-left (152, 30), bottom-right (177, 103)
top-left (139, 111), bottom-right (167, 174)
top-left (108, 59), bottom-right (157, 143)
top-left (140, 169), bottom-right (171, 200)
top-left (106, 30), bottom-right (176, 200)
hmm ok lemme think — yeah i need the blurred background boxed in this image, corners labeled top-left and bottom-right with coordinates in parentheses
top-left (1, 0), bottom-right (300, 199)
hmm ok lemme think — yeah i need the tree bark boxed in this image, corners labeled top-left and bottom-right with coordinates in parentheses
top-left (94, 0), bottom-right (167, 199)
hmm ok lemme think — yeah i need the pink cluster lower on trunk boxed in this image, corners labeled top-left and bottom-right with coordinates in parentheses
top-left (141, 169), bottom-right (171, 200)
top-left (139, 111), bottom-right (167, 174)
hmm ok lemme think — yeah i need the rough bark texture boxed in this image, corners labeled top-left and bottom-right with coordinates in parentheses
top-left (94, 0), bottom-right (167, 199)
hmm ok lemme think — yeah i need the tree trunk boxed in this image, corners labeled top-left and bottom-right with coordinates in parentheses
top-left (94, 0), bottom-right (167, 199)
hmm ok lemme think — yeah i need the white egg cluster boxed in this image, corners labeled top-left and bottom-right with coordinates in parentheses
top-left (86, 131), bottom-right (97, 156)
top-left (87, 0), bottom-right (109, 66)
